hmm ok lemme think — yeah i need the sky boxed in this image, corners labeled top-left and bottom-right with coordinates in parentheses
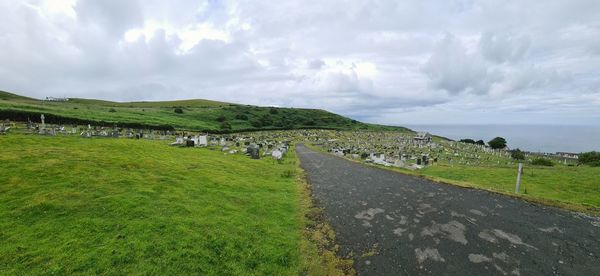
top-left (1, 0), bottom-right (599, 126)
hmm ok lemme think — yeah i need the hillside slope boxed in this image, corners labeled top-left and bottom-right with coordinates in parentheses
top-left (0, 90), bottom-right (410, 133)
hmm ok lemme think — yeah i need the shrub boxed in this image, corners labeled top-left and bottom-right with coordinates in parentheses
top-left (304, 120), bottom-right (316, 126)
top-left (531, 158), bottom-right (554, 166)
top-left (235, 114), bottom-right (248, 120)
top-left (269, 108), bottom-right (279, 114)
top-left (587, 161), bottom-right (600, 167)
top-left (510, 148), bottom-right (525, 160)
top-left (108, 108), bottom-right (116, 113)
top-left (250, 120), bottom-right (262, 128)
top-left (220, 122), bottom-right (231, 130)
top-left (488, 137), bottom-right (507, 149)
top-left (579, 151), bottom-right (600, 166)
top-left (459, 139), bottom-right (476, 144)
top-left (476, 140), bottom-right (485, 146)
top-left (259, 115), bottom-right (273, 126)
top-left (174, 108), bottom-right (183, 114)
top-left (216, 116), bottom-right (226, 122)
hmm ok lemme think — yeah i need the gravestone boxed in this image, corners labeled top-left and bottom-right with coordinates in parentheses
top-left (246, 144), bottom-right (260, 159)
top-left (39, 114), bottom-right (46, 134)
top-left (271, 149), bottom-right (283, 160)
top-left (171, 137), bottom-right (184, 146)
top-left (198, 135), bottom-right (208, 146)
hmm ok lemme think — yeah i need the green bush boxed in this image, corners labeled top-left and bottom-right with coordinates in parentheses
top-left (511, 148), bottom-right (525, 160)
top-left (531, 158), bottom-right (553, 166)
top-left (587, 161), bottom-right (600, 167)
top-left (235, 114), bottom-right (248, 120)
top-left (579, 151), bottom-right (600, 166)
top-left (488, 137), bottom-right (507, 149)
top-left (108, 108), bottom-right (117, 113)
top-left (459, 139), bottom-right (476, 144)
top-left (250, 120), bottom-right (262, 128)
top-left (220, 122), bottom-right (232, 130)
top-left (174, 108), bottom-right (183, 114)
top-left (216, 116), bottom-right (227, 122)
top-left (269, 108), bottom-right (279, 114)
top-left (259, 115), bottom-right (273, 126)
top-left (304, 120), bottom-right (316, 126)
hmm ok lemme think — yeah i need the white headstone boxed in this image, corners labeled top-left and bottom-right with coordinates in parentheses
top-left (198, 135), bottom-right (208, 146)
top-left (272, 149), bottom-right (283, 160)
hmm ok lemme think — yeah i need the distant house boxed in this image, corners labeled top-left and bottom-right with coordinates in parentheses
top-left (414, 132), bottom-right (432, 144)
top-left (556, 152), bottom-right (579, 159)
top-left (45, 97), bottom-right (69, 102)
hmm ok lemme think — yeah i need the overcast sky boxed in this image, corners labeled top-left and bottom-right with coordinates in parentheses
top-left (1, 0), bottom-right (599, 125)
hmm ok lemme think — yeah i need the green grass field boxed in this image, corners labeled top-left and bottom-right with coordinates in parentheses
top-left (420, 164), bottom-right (600, 210)
top-left (0, 90), bottom-right (407, 133)
top-left (0, 134), bottom-right (336, 274)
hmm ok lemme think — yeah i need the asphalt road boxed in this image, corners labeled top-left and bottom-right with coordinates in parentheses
top-left (296, 145), bottom-right (600, 276)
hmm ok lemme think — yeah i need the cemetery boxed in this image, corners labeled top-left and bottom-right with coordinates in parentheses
top-left (298, 130), bottom-right (599, 212)
top-left (2, 115), bottom-right (598, 211)
top-left (0, 103), bottom-right (598, 275)
top-left (2, 2), bottom-right (598, 273)
top-left (1, 110), bottom-right (599, 275)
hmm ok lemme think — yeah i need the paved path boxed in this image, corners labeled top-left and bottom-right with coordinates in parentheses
top-left (296, 145), bottom-right (600, 275)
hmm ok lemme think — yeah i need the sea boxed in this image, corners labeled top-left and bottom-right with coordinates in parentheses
top-left (402, 124), bottom-right (600, 154)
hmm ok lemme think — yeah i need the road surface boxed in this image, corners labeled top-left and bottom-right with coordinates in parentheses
top-left (296, 145), bottom-right (600, 275)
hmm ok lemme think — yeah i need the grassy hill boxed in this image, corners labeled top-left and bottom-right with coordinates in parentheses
top-left (0, 90), bottom-right (409, 133)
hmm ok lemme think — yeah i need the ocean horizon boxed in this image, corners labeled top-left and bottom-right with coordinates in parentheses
top-left (402, 124), bottom-right (600, 154)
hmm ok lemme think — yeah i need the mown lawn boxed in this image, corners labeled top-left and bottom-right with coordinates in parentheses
top-left (421, 164), bottom-right (600, 209)
top-left (0, 134), bottom-right (308, 274)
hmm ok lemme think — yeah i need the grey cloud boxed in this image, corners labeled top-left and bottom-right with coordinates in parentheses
top-left (1, 0), bottom-right (600, 125)
top-left (480, 32), bottom-right (531, 63)
top-left (75, 0), bottom-right (143, 37)
top-left (308, 59), bottom-right (325, 70)
top-left (423, 34), bottom-right (501, 95)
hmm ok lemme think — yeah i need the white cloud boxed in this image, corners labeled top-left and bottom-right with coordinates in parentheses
top-left (1, 0), bottom-right (599, 125)
top-left (423, 34), bottom-right (501, 95)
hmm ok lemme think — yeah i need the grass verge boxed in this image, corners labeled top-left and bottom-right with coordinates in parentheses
top-left (295, 166), bottom-right (355, 275)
